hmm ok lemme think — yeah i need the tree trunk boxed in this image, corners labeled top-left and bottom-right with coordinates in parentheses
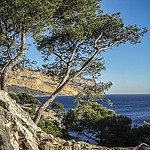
top-left (34, 78), bottom-right (70, 125)
top-left (0, 31), bottom-right (26, 91)
top-left (34, 93), bottom-right (57, 124)
top-left (0, 69), bottom-right (9, 91)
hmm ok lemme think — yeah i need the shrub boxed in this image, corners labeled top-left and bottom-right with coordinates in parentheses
top-left (38, 118), bottom-right (63, 137)
top-left (51, 102), bottom-right (66, 118)
top-left (9, 93), bottom-right (20, 103)
top-left (17, 93), bottom-right (41, 106)
top-left (63, 100), bottom-right (134, 147)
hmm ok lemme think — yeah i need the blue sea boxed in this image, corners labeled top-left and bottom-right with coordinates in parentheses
top-left (36, 94), bottom-right (150, 126)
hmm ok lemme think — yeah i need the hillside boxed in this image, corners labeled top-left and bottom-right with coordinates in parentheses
top-left (7, 67), bottom-right (94, 96)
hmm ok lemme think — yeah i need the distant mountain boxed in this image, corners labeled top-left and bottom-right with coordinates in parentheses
top-left (7, 67), bottom-right (94, 96)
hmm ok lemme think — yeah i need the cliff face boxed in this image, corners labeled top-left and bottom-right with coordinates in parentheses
top-left (0, 90), bottom-right (147, 150)
top-left (7, 67), bottom-right (94, 96)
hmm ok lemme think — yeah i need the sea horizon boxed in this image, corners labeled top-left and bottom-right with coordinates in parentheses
top-left (36, 94), bottom-right (150, 126)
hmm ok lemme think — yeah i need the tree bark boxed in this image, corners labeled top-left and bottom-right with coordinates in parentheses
top-left (34, 78), bottom-right (70, 124)
top-left (0, 70), bottom-right (9, 91)
top-left (0, 31), bottom-right (26, 91)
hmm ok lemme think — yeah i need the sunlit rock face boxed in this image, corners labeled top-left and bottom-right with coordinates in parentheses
top-left (0, 90), bottom-right (40, 150)
top-left (7, 67), bottom-right (95, 96)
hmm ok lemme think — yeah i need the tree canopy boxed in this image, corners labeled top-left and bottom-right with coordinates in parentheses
top-left (0, 0), bottom-right (147, 125)
top-left (63, 100), bottom-right (150, 147)
top-left (34, 0), bottom-right (147, 124)
top-left (0, 0), bottom-right (60, 91)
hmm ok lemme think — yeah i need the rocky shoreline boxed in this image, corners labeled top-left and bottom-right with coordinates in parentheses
top-left (0, 90), bottom-right (150, 150)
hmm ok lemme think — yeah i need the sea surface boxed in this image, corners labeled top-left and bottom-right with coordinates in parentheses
top-left (36, 94), bottom-right (150, 126)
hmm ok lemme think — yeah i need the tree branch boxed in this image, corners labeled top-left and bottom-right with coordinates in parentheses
top-left (53, 51), bottom-right (68, 64)
top-left (70, 65), bottom-right (82, 70)
top-left (94, 32), bottom-right (103, 48)
top-left (69, 41), bottom-right (85, 63)
top-left (80, 130), bottom-right (99, 143)
top-left (73, 38), bottom-right (125, 79)
top-left (86, 68), bottom-right (96, 86)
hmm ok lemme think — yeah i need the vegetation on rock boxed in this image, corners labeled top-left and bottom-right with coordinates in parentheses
top-left (9, 92), bottom-right (150, 147)
top-left (9, 93), bottom-right (65, 137)
top-left (38, 118), bottom-right (63, 137)
top-left (63, 100), bottom-right (150, 147)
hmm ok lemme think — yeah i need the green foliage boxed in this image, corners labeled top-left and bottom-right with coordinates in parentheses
top-left (9, 92), bottom-right (64, 137)
top-left (37, 102), bottom-right (66, 137)
top-left (36, 0), bottom-right (147, 104)
top-left (51, 102), bottom-right (66, 118)
top-left (75, 82), bottom-right (113, 104)
top-left (0, 0), bottom-right (57, 37)
top-left (96, 115), bottom-right (132, 147)
top-left (9, 93), bottom-right (20, 103)
top-left (9, 92), bottom-right (41, 118)
top-left (9, 92), bottom-right (41, 106)
top-left (22, 107), bottom-right (36, 120)
top-left (38, 118), bottom-right (63, 137)
top-left (17, 93), bottom-right (41, 106)
top-left (63, 100), bottom-right (117, 145)
top-left (0, 0), bottom-right (61, 84)
top-left (9, 92), bottom-right (65, 137)
top-left (63, 100), bottom-right (150, 147)
top-left (131, 122), bottom-right (150, 146)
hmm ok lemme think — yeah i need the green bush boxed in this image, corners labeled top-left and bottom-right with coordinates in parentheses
top-left (63, 100), bottom-right (150, 147)
top-left (51, 102), bottom-right (66, 118)
top-left (9, 93), bottom-right (65, 137)
top-left (38, 118), bottom-right (63, 137)
top-left (131, 122), bottom-right (150, 146)
top-left (17, 93), bottom-right (41, 106)
top-left (9, 93), bottom-right (20, 103)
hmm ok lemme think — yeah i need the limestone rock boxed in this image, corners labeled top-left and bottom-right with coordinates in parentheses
top-left (0, 90), bottom-right (40, 150)
top-left (7, 67), bottom-right (80, 96)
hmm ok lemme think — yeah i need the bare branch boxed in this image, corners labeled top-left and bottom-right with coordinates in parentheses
top-left (55, 42), bottom-right (86, 89)
top-left (99, 38), bottom-right (125, 51)
top-left (69, 41), bottom-right (85, 63)
top-left (94, 32), bottom-right (103, 48)
top-left (70, 65), bottom-right (82, 70)
top-left (53, 52), bottom-right (68, 64)
top-left (7, 46), bottom-right (12, 60)
top-left (73, 38), bottom-right (125, 79)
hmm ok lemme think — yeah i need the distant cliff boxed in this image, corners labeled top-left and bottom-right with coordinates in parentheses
top-left (7, 67), bottom-right (94, 96)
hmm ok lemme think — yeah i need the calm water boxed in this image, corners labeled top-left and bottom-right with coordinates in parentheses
top-left (36, 94), bottom-right (150, 126)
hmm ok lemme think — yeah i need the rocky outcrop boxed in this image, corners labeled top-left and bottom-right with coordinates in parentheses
top-left (7, 67), bottom-right (94, 96)
top-left (0, 90), bottom-right (149, 150)
top-left (0, 90), bottom-right (40, 150)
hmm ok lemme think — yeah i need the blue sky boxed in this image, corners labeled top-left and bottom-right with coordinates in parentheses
top-left (99, 0), bottom-right (150, 94)
top-left (26, 0), bottom-right (150, 94)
